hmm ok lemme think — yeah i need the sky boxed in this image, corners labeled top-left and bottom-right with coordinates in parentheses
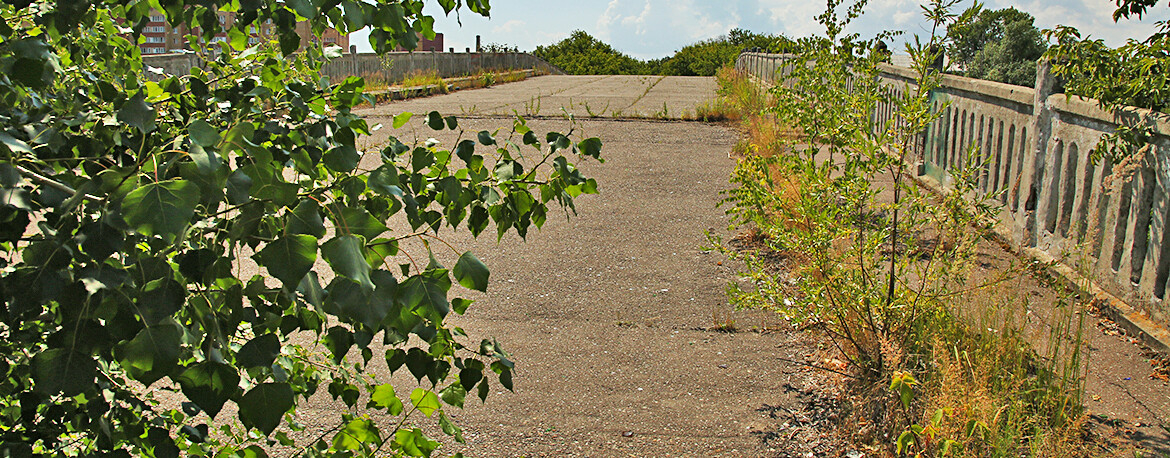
top-left (351, 0), bottom-right (1168, 59)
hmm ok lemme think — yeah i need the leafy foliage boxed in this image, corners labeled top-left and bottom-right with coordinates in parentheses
top-left (0, 0), bottom-right (601, 456)
top-left (946, 5), bottom-right (1047, 86)
top-left (533, 30), bottom-right (653, 75)
top-left (654, 29), bottom-right (791, 77)
top-left (1044, 1), bottom-right (1169, 161)
top-left (713, 0), bottom-right (1088, 454)
top-left (533, 29), bottom-right (789, 77)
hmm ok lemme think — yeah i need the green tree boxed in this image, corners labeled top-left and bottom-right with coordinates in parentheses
top-left (1044, 0), bottom-right (1170, 159)
top-left (658, 29), bottom-right (790, 77)
top-left (532, 30), bottom-right (651, 75)
top-left (946, 5), bottom-right (1047, 86)
top-left (0, 0), bottom-right (601, 456)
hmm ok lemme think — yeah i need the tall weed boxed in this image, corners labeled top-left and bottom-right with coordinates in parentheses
top-left (710, 0), bottom-right (1090, 455)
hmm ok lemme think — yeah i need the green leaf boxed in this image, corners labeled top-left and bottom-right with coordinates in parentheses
top-left (332, 419), bottom-right (380, 451)
top-left (287, 200), bottom-right (326, 238)
top-left (330, 206), bottom-right (388, 240)
top-left (189, 144), bottom-right (222, 175)
top-left (577, 137), bottom-right (602, 158)
top-left (410, 388), bottom-right (441, 417)
top-left (257, 234), bottom-right (319, 289)
top-left (118, 92), bottom-right (156, 134)
top-left (393, 112), bottom-right (413, 129)
top-left (444, 115), bottom-right (458, 130)
top-left (370, 384), bottom-right (404, 415)
top-left (439, 383), bottom-right (466, 408)
top-left (122, 180), bottom-right (201, 240)
top-left (32, 349), bottom-right (96, 396)
top-left (0, 132), bottom-right (32, 154)
top-left (897, 430), bottom-right (914, 455)
top-left (138, 278), bottom-right (185, 324)
top-left (411, 148), bottom-right (434, 172)
top-left (239, 383), bottom-right (294, 435)
top-left (439, 411), bottom-right (465, 443)
top-left (324, 326), bottom-right (354, 364)
top-left (394, 428), bottom-right (439, 457)
top-left (236, 334), bottom-right (280, 368)
top-left (188, 119), bottom-right (221, 147)
top-left (498, 367), bottom-right (513, 391)
top-left (228, 27), bottom-right (247, 51)
top-left (177, 362), bottom-right (240, 418)
top-left (401, 275), bottom-right (450, 320)
top-left (226, 171), bottom-right (253, 204)
top-left (477, 130), bottom-right (495, 145)
top-left (322, 235), bottom-right (372, 290)
top-left (452, 297), bottom-right (473, 315)
top-left (404, 347), bottom-right (433, 382)
top-left (453, 251), bottom-right (489, 292)
top-left (286, 0), bottom-right (316, 18)
top-left (427, 111), bottom-right (444, 130)
top-left (279, 31), bottom-right (301, 56)
top-left (323, 145), bottom-right (360, 173)
top-left (116, 321), bottom-right (183, 386)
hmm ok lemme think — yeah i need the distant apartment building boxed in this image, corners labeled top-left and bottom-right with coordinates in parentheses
top-left (136, 10), bottom-right (348, 55)
top-left (395, 33), bottom-right (444, 52)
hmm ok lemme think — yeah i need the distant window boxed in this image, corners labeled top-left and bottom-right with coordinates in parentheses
top-left (248, 37), bottom-right (259, 44)
top-left (143, 47), bottom-right (165, 54)
top-left (145, 36), bottom-right (164, 43)
top-left (249, 26), bottom-right (257, 33)
top-left (144, 26), bottom-right (165, 33)
top-left (150, 15), bottom-right (165, 22)
top-left (211, 36), bottom-right (227, 43)
top-left (218, 15), bottom-right (226, 23)
top-left (324, 37), bottom-right (336, 43)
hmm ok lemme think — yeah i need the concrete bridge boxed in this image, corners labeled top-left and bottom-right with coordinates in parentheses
top-left (739, 52), bottom-right (1170, 352)
top-left (257, 71), bottom-right (1170, 455)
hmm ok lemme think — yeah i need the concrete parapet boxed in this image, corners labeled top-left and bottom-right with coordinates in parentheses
top-left (735, 51), bottom-right (1170, 349)
top-left (142, 51), bottom-right (564, 83)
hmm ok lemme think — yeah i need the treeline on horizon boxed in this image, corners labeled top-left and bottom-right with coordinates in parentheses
top-left (529, 7), bottom-right (1048, 88)
top-left (532, 29), bottom-right (789, 77)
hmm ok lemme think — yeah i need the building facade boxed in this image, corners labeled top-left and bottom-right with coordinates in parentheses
top-left (136, 10), bottom-right (348, 55)
top-left (394, 33), bottom-right (444, 52)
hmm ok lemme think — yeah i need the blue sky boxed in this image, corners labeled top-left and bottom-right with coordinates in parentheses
top-left (351, 0), bottom-right (1167, 59)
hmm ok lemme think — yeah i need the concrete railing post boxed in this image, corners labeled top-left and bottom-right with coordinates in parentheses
top-left (1015, 59), bottom-right (1056, 247)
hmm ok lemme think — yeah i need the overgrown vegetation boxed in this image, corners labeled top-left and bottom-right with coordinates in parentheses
top-left (652, 28), bottom-right (791, 77)
top-left (710, 0), bottom-right (1090, 455)
top-left (0, 0), bottom-right (603, 456)
top-left (945, 4), bottom-right (1048, 86)
top-left (533, 29), bottom-right (788, 77)
top-left (1044, 0), bottom-right (1170, 163)
top-left (399, 69), bottom-right (450, 90)
top-left (533, 30), bottom-right (653, 75)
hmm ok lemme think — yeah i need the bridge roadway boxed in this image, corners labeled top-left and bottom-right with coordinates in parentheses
top-left (297, 75), bottom-right (825, 456)
top-left (285, 74), bottom-right (1170, 455)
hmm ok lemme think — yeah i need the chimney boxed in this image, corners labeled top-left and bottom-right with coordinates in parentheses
top-left (349, 45), bottom-right (356, 54)
top-left (475, 35), bottom-right (481, 53)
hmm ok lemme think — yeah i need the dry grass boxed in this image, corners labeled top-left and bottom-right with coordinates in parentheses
top-left (399, 69), bottom-right (448, 92)
top-left (714, 64), bottom-right (1096, 456)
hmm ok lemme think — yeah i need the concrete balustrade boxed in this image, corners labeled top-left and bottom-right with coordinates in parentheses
top-left (142, 51), bottom-right (563, 82)
top-left (736, 51), bottom-right (1170, 339)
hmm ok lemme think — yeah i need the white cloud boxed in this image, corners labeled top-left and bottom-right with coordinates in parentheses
top-left (492, 19), bottom-right (525, 35)
top-left (759, 0), bottom-right (826, 38)
top-left (349, 0), bottom-right (1166, 57)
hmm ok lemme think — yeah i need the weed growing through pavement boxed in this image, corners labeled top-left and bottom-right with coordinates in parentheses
top-left (708, 0), bottom-right (1091, 455)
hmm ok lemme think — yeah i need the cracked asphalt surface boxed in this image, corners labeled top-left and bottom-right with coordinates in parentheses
top-left (283, 74), bottom-right (1170, 456)
top-left (295, 76), bottom-right (832, 457)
